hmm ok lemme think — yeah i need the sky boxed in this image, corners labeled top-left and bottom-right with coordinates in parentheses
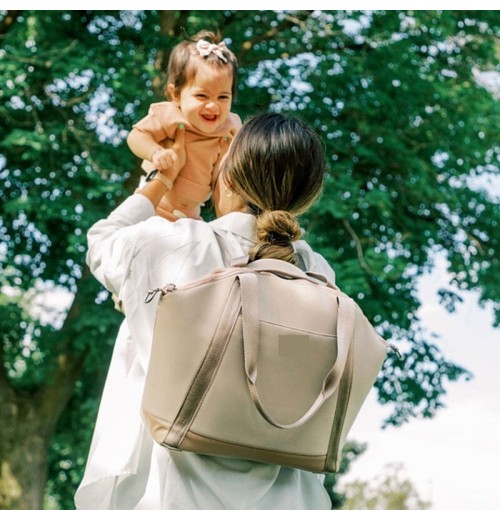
top-left (341, 253), bottom-right (500, 510)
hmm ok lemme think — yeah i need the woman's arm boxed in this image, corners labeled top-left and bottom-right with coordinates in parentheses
top-left (87, 126), bottom-right (186, 294)
top-left (86, 195), bottom-right (154, 296)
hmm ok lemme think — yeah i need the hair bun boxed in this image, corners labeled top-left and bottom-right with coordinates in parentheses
top-left (250, 210), bottom-right (302, 264)
top-left (256, 210), bottom-right (302, 245)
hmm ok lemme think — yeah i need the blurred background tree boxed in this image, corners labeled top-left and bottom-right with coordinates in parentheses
top-left (341, 463), bottom-right (432, 510)
top-left (0, 10), bottom-right (498, 509)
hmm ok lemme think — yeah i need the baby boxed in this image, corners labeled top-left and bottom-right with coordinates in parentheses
top-left (127, 30), bottom-right (241, 221)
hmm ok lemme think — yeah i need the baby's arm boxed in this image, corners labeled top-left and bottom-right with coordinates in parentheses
top-left (127, 128), bottom-right (179, 172)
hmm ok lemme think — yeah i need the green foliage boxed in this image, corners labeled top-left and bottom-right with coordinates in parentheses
top-left (377, 332), bottom-right (472, 427)
top-left (0, 9), bottom-right (498, 508)
top-left (341, 463), bottom-right (432, 510)
top-left (0, 291), bottom-right (46, 387)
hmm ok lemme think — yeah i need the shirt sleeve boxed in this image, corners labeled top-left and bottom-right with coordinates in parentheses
top-left (132, 103), bottom-right (181, 143)
top-left (227, 112), bottom-right (243, 136)
top-left (86, 194), bottom-right (155, 296)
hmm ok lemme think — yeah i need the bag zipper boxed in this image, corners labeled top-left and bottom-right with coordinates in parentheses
top-left (145, 266), bottom-right (343, 305)
top-left (144, 283), bottom-right (177, 303)
top-left (144, 268), bottom-right (247, 304)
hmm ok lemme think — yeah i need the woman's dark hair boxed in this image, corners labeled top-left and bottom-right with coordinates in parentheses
top-left (221, 112), bottom-right (325, 264)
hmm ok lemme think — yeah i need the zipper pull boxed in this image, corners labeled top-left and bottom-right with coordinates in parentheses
top-left (144, 283), bottom-right (176, 303)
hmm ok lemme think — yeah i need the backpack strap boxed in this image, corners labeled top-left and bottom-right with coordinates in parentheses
top-left (163, 277), bottom-right (242, 449)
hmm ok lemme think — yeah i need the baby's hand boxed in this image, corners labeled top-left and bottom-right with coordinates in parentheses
top-left (151, 148), bottom-right (179, 172)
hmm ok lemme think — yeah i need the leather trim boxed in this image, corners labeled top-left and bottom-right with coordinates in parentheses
top-left (325, 329), bottom-right (354, 472)
top-left (165, 426), bottom-right (328, 474)
top-left (164, 279), bottom-right (241, 448)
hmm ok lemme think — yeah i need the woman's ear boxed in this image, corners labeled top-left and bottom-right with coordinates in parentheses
top-left (167, 84), bottom-right (179, 104)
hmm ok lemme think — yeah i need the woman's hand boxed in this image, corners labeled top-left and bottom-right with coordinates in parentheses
top-left (151, 124), bottom-right (187, 175)
top-left (168, 124), bottom-right (187, 177)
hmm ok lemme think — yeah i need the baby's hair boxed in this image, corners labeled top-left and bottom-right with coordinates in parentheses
top-left (165, 30), bottom-right (238, 100)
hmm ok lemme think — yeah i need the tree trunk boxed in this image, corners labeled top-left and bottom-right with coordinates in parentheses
top-left (0, 358), bottom-right (86, 509)
top-left (152, 10), bottom-right (189, 95)
top-left (0, 359), bottom-right (88, 510)
top-left (0, 270), bottom-right (93, 509)
top-left (0, 399), bottom-right (49, 509)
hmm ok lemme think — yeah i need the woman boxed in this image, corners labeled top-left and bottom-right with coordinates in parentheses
top-left (75, 112), bottom-right (335, 509)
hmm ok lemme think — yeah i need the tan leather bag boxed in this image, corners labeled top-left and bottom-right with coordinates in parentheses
top-left (141, 258), bottom-right (387, 473)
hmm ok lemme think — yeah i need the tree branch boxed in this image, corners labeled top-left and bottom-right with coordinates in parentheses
top-left (0, 10), bottom-right (23, 37)
top-left (35, 350), bottom-right (87, 436)
top-left (236, 15), bottom-right (372, 67)
top-left (342, 218), bottom-right (375, 275)
top-left (34, 266), bottom-right (93, 426)
top-left (0, 346), bottom-right (14, 395)
top-left (2, 39), bottom-right (79, 66)
top-left (174, 10), bottom-right (190, 37)
top-left (238, 10), bottom-right (314, 60)
top-left (153, 10), bottom-right (190, 95)
top-left (65, 123), bottom-right (117, 179)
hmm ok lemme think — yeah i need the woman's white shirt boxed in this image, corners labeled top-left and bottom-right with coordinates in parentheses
top-left (74, 193), bottom-right (334, 510)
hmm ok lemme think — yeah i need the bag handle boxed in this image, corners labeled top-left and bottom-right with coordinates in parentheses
top-left (238, 271), bottom-right (355, 430)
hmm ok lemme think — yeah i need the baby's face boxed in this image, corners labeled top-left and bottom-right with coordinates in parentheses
top-left (172, 61), bottom-right (233, 134)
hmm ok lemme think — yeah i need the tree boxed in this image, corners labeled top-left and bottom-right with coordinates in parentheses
top-left (0, 10), bottom-right (498, 509)
top-left (341, 463), bottom-right (432, 510)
